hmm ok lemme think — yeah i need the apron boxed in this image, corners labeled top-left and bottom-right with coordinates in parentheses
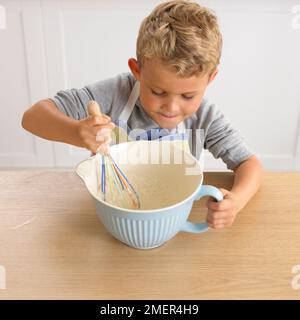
top-left (111, 81), bottom-right (204, 168)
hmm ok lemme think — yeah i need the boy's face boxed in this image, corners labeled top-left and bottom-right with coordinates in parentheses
top-left (128, 57), bottom-right (217, 129)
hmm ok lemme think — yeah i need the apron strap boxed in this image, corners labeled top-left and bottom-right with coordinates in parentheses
top-left (119, 81), bottom-right (140, 122)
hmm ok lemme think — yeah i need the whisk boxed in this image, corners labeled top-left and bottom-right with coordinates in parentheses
top-left (87, 101), bottom-right (141, 210)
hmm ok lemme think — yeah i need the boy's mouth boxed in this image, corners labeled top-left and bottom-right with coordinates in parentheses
top-left (155, 113), bottom-right (182, 129)
top-left (158, 113), bottom-right (180, 119)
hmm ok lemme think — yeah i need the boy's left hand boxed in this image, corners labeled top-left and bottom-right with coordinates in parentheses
top-left (206, 188), bottom-right (239, 229)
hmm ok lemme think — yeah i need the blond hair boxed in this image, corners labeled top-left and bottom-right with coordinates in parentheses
top-left (136, 0), bottom-right (222, 77)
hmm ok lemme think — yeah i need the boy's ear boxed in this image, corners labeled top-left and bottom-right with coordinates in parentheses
top-left (208, 68), bottom-right (218, 85)
top-left (128, 58), bottom-right (141, 81)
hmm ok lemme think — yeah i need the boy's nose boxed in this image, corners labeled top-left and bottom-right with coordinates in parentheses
top-left (162, 100), bottom-right (180, 114)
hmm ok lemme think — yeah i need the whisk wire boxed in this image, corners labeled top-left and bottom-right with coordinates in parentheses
top-left (101, 155), bottom-right (106, 198)
top-left (110, 155), bottom-right (139, 194)
top-left (107, 156), bottom-right (124, 206)
top-left (110, 156), bottom-right (141, 208)
top-left (87, 100), bottom-right (140, 209)
top-left (95, 154), bottom-right (141, 209)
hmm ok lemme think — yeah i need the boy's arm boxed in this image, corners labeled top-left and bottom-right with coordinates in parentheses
top-left (22, 99), bottom-right (83, 147)
top-left (231, 155), bottom-right (263, 212)
top-left (206, 155), bottom-right (263, 229)
top-left (22, 99), bottom-right (115, 153)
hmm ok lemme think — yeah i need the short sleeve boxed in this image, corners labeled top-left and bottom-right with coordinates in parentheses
top-left (49, 87), bottom-right (91, 120)
top-left (49, 73), bottom-right (134, 121)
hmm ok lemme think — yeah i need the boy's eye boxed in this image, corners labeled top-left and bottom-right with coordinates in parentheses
top-left (151, 89), bottom-right (194, 100)
top-left (182, 95), bottom-right (194, 100)
top-left (151, 89), bottom-right (165, 96)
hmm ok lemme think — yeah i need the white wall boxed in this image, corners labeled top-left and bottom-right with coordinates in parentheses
top-left (0, 0), bottom-right (299, 170)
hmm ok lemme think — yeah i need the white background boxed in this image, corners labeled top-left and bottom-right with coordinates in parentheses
top-left (0, 0), bottom-right (299, 170)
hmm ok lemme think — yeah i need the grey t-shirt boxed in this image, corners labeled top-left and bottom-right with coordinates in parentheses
top-left (50, 72), bottom-right (253, 170)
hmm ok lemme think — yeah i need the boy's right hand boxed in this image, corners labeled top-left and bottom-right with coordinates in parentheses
top-left (76, 114), bottom-right (115, 154)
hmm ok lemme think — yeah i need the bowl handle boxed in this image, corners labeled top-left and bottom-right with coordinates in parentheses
top-left (180, 185), bottom-right (223, 233)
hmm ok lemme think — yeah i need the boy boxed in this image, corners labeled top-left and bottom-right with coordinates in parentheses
top-left (22, 0), bottom-right (263, 229)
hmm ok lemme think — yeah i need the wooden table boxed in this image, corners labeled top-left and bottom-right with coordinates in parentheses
top-left (0, 170), bottom-right (300, 299)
